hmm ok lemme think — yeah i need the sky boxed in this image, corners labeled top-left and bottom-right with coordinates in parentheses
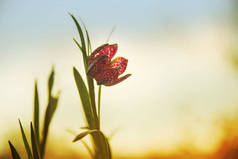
top-left (0, 0), bottom-right (237, 157)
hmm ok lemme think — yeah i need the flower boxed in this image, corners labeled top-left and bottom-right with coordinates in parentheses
top-left (87, 44), bottom-right (131, 86)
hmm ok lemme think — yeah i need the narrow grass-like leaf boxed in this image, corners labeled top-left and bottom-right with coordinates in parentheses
top-left (48, 67), bottom-right (54, 96)
top-left (33, 81), bottom-right (40, 148)
top-left (85, 29), bottom-right (92, 56)
top-left (73, 130), bottom-right (98, 142)
top-left (70, 13), bottom-right (87, 72)
top-left (73, 38), bottom-right (88, 73)
top-left (41, 96), bottom-right (59, 158)
top-left (91, 131), bottom-right (111, 159)
top-left (69, 13), bottom-right (86, 54)
top-left (78, 17), bottom-right (92, 55)
top-left (73, 67), bottom-right (95, 128)
top-left (70, 14), bottom-right (89, 79)
top-left (81, 140), bottom-right (94, 158)
top-left (8, 141), bottom-right (21, 159)
top-left (104, 136), bottom-right (112, 159)
top-left (98, 131), bottom-right (112, 159)
top-left (30, 123), bottom-right (40, 159)
top-left (73, 38), bottom-right (83, 53)
top-left (70, 14), bottom-right (98, 129)
top-left (76, 17), bottom-right (97, 128)
top-left (80, 126), bottom-right (90, 130)
top-left (18, 120), bottom-right (33, 159)
top-left (40, 69), bottom-right (59, 158)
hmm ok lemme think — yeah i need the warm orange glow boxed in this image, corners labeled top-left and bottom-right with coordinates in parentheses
top-left (3, 112), bottom-right (238, 159)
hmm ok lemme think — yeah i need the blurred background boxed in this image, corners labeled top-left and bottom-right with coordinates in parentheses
top-left (1, 0), bottom-right (238, 158)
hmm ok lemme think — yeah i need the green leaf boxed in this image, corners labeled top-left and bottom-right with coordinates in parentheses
top-left (69, 13), bottom-right (87, 69)
top-left (69, 13), bottom-right (86, 54)
top-left (81, 140), bottom-right (94, 158)
top-left (40, 96), bottom-right (59, 157)
top-left (30, 123), bottom-right (40, 159)
top-left (73, 130), bottom-right (98, 142)
top-left (40, 68), bottom-right (59, 158)
top-left (97, 131), bottom-right (112, 159)
top-left (90, 131), bottom-right (112, 159)
top-left (78, 17), bottom-right (92, 56)
top-left (33, 81), bottom-right (40, 148)
top-left (85, 29), bottom-right (92, 56)
top-left (8, 141), bottom-right (21, 159)
top-left (48, 67), bottom-right (54, 96)
top-left (73, 38), bottom-right (83, 53)
top-left (18, 120), bottom-right (33, 159)
top-left (70, 14), bottom-right (98, 129)
top-left (76, 17), bottom-right (97, 122)
top-left (103, 135), bottom-right (112, 159)
top-left (70, 14), bottom-right (89, 77)
top-left (80, 126), bottom-right (90, 130)
top-left (73, 67), bottom-right (95, 128)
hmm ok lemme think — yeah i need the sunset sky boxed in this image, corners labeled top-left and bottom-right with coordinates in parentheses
top-left (0, 0), bottom-right (237, 157)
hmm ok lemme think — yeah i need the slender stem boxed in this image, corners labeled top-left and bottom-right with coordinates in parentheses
top-left (106, 26), bottom-right (116, 43)
top-left (97, 85), bottom-right (102, 130)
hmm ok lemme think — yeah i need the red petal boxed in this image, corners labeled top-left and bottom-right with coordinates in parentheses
top-left (95, 68), bottom-right (119, 85)
top-left (110, 57), bottom-right (128, 75)
top-left (103, 74), bottom-right (131, 86)
top-left (88, 44), bottom-right (108, 65)
top-left (87, 54), bottom-right (108, 77)
top-left (88, 44), bottom-right (118, 64)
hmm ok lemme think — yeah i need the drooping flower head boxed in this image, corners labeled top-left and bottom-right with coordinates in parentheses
top-left (87, 44), bottom-right (131, 86)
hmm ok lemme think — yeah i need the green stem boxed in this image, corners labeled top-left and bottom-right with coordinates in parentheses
top-left (87, 77), bottom-right (98, 129)
top-left (97, 85), bottom-right (102, 130)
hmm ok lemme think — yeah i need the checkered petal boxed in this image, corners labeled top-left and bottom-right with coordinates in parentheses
top-left (87, 54), bottom-right (108, 77)
top-left (95, 68), bottom-right (119, 85)
top-left (110, 57), bottom-right (128, 76)
top-left (88, 44), bottom-right (117, 64)
top-left (103, 74), bottom-right (131, 86)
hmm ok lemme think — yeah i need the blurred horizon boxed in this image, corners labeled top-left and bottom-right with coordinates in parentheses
top-left (2, 0), bottom-right (238, 158)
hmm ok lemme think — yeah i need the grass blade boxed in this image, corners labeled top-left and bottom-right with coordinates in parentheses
top-left (73, 67), bottom-right (95, 128)
top-left (104, 136), bottom-right (112, 159)
top-left (8, 141), bottom-right (21, 159)
top-left (81, 140), bottom-right (94, 158)
top-left (85, 28), bottom-right (92, 56)
top-left (48, 67), bottom-right (54, 97)
top-left (41, 96), bottom-right (59, 157)
top-left (73, 130), bottom-right (98, 142)
top-left (98, 131), bottom-right (112, 159)
top-left (30, 123), bottom-right (40, 159)
top-left (33, 81), bottom-right (40, 148)
top-left (70, 14), bottom-right (89, 77)
top-left (76, 17), bottom-right (97, 125)
top-left (40, 68), bottom-right (59, 158)
top-left (69, 13), bottom-right (86, 52)
top-left (70, 14), bottom-right (98, 129)
top-left (18, 120), bottom-right (33, 159)
top-left (73, 38), bottom-right (83, 53)
top-left (78, 16), bottom-right (92, 56)
top-left (69, 13), bottom-right (87, 61)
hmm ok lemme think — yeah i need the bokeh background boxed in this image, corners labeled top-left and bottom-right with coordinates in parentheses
top-left (1, 0), bottom-right (238, 158)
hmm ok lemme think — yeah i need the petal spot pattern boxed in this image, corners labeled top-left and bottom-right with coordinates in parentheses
top-left (87, 44), bottom-right (131, 86)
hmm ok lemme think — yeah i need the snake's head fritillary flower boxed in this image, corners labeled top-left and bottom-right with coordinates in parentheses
top-left (87, 44), bottom-right (131, 86)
